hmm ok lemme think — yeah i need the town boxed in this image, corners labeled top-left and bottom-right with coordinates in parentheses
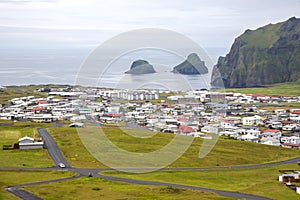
top-left (1, 86), bottom-right (300, 150)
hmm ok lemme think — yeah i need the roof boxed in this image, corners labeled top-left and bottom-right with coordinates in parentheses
top-left (177, 125), bottom-right (195, 133)
top-left (32, 107), bottom-right (43, 111)
top-left (282, 120), bottom-right (295, 124)
top-left (283, 143), bottom-right (300, 147)
top-left (263, 129), bottom-right (280, 133)
top-left (291, 110), bottom-right (300, 114)
top-left (37, 100), bottom-right (47, 104)
top-left (107, 113), bottom-right (122, 117)
top-left (18, 136), bottom-right (34, 142)
top-left (223, 120), bottom-right (234, 124)
top-left (177, 118), bottom-right (189, 121)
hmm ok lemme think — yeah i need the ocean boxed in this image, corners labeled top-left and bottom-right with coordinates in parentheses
top-left (0, 47), bottom-right (227, 90)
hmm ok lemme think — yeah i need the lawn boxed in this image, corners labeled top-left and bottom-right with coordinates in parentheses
top-left (0, 124), bottom-right (55, 168)
top-left (25, 176), bottom-right (235, 200)
top-left (0, 170), bottom-right (75, 200)
top-left (48, 126), bottom-right (300, 168)
top-left (102, 164), bottom-right (300, 200)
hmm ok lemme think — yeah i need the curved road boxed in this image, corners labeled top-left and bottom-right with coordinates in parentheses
top-left (3, 128), bottom-right (300, 200)
top-left (6, 175), bottom-right (82, 200)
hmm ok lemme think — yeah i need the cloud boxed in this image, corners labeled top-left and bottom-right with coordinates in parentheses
top-left (0, 0), bottom-right (56, 3)
top-left (0, 0), bottom-right (299, 50)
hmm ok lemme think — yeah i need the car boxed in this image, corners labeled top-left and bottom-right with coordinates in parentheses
top-left (57, 163), bottom-right (66, 168)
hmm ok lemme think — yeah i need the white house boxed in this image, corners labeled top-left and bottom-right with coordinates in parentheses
top-left (281, 136), bottom-right (300, 149)
top-left (281, 136), bottom-right (300, 144)
top-left (242, 115), bottom-right (263, 126)
top-left (239, 134), bottom-right (259, 143)
top-left (18, 136), bottom-right (44, 150)
top-left (274, 109), bottom-right (286, 115)
top-left (27, 114), bottom-right (56, 123)
top-left (260, 129), bottom-right (281, 146)
top-left (220, 120), bottom-right (235, 128)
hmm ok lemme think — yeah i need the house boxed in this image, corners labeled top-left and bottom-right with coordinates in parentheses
top-left (218, 130), bottom-right (238, 138)
top-left (242, 115), bottom-right (263, 126)
top-left (238, 134), bottom-right (259, 143)
top-left (27, 114), bottom-right (55, 123)
top-left (221, 120), bottom-right (235, 128)
top-left (238, 126), bottom-right (260, 137)
top-left (175, 125), bottom-right (196, 135)
top-left (69, 122), bottom-right (85, 128)
top-left (238, 126), bottom-right (260, 143)
top-left (201, 124), bottom-right (219, 134)
top-left (274, 109), bottom-right (286, 115)
top-left (260, 129), bottom-right (281, 146)
top-left (290, 110), bottom-right (300, 122)
top-left (279, 171), bottom-right (300, 183)
top-left (282, 124), bottom-right (299, 131)
top-left (18, 136), bottom-right (44, 150)
top-left (281, 136), bottom-right (300, 149)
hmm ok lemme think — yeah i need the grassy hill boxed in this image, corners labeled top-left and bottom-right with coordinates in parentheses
top-left (48, 126), bottom-right (299, 168)
top-left (224, 81), bottom-right (300, 96)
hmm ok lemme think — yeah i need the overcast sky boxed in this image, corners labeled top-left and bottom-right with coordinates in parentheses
top-left (0, 0), bottom-right (299, 51)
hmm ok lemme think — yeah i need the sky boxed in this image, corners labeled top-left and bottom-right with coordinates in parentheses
top-left (0, 0), bottom-right (299, 52)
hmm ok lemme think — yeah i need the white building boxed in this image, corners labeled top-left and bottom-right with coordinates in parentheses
top-left (260, 129), bottom-right (281, 146)
top-left (242, 115), bottom-right (263, 126)
top-left (18, 136), bottom-right (44, 150)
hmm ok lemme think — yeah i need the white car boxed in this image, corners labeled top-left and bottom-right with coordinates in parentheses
top-left (57, 163), bottom-right (66, 168)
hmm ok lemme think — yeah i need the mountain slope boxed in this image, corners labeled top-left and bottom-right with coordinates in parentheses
top-left (211, 17), bottom-right (300, 88)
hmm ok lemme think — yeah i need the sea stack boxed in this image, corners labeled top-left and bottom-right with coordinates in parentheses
top-left (172, 53), bottom-right (208, 75)
top-left (125, 60), bottom-right (156, 74)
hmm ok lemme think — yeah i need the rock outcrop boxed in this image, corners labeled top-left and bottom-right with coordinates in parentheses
top-left (125, 60), bottom-right (156, 74)
top-left (172, 53), bottom-right (208, 75)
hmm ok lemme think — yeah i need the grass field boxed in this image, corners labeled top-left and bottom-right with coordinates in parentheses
top-left (0, 171), bottom-right (75, 200)
top-left (25, 176), bottom-right (235, 200)
top-left (0, 85), bottom-right (47, 105)
top-left (0, 123), bottom-right (55, 168)
top-left (102, 164), bottom-right (300, 200)
top-left (224, 82), bottom-right (300, 96)
top-left (49, 126), bottom-right (300, 168)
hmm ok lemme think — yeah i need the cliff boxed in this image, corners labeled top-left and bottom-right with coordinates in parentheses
top-left (211, 17), bottom-right (300, 88)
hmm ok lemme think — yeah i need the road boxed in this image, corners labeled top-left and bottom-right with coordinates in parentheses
top-left (38, 128), bottom-right (70, 168)
top-left (3, 128), bottom-right (300, 200)
top-left (5, 175), bottom-right (82, 200)
top-left (5, 188), bottom-right (43, 200)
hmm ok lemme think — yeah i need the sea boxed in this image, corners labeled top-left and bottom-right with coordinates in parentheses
top-left (0, 47), bottom-right (227, 90)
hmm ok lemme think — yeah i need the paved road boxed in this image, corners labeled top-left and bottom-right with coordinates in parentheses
top-left (38, 128), bottom-right (70, 168)
top-left (5, 188), bottom-right (43, 200)
top-left (6, 175), bottom-right (82, 200)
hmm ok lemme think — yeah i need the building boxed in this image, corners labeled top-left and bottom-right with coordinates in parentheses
top-left (260, 129), bottom-right (281, 146)
top-left (18, 136), bottom-right (44, 150)
top-left (242, 115), bottom-right (263, 126)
